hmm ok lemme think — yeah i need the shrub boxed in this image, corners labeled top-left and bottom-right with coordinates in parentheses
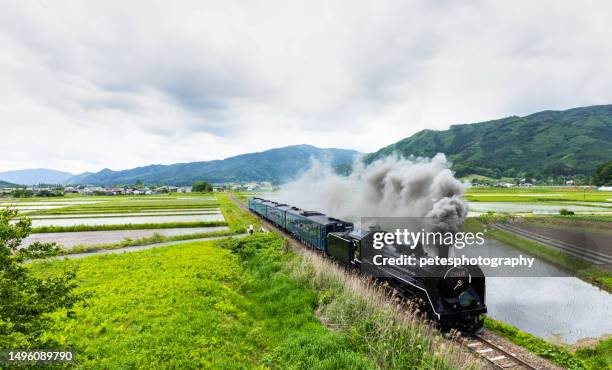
top-left (0, 208), bottom-right (84, 348)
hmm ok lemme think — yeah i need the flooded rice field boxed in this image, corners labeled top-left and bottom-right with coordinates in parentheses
top-left (28, 210), bottom-right (221, 219)
top-left (28, 213), bottom-right (225, 227)
top-left (0, 201), bottom-right (105, 206)
top-left (475, 239), bottom-right (612, 343)
top-left (468, 201), bottom-right (612, 214)
top-left (8, 205), bottom-right (75, 211)
top-left (21, 226), bottom-right (230, 248)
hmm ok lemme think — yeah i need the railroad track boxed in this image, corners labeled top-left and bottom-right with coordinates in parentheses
top-left (492, 223), bottom-right (612, 265)
top-left (464, 334), bottom-right (538, 369)
top-left (231, 194), bottom-right (547, 369)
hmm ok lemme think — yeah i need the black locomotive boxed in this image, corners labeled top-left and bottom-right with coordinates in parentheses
top-left (248, 197), bottom-right (487, 334)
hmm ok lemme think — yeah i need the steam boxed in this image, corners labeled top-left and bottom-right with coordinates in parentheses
top-left (272, 153), bottom-right (468, 232)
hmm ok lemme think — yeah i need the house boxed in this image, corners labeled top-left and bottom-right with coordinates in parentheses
top-left (104, 187), bottom-right (125, 195)
top-left (63, 186), bottom-right (78, 194)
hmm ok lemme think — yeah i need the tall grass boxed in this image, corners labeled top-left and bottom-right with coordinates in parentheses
top-left (226, 233), bottom-right (479, 369)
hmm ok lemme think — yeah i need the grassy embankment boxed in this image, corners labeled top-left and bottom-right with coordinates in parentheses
top-left (484, 318), bottom-right (611, 370)
top-left (30, 195), bottom-right (475, 369)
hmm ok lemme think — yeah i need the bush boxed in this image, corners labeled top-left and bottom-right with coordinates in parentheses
top-left (559, 208), bottom-right (575, 215)
top-left (0, 208), bottom-right (84, 348)
top-left (192, 181), bottom-right (213, 193)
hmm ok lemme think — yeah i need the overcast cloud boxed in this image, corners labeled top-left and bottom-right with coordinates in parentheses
top-left (1, 1), bottom-right (611, 174)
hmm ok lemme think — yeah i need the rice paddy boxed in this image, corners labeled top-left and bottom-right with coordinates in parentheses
top-left (4, 194), bottom-right (229, 250)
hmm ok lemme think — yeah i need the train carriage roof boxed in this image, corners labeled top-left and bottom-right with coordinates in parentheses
top-left (256, 198), bottom-right (352, 227)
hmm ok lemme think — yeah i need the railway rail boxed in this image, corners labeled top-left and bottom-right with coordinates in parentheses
top-left (493, 223), bottom-right (612, 265)
top-left (464, 334), bottom-right (539, 369)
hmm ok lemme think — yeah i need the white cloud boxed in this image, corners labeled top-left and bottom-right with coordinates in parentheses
top-left (1, 0), bottom-right (611, 173)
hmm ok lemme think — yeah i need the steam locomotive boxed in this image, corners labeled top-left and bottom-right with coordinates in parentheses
top-left (248, 197), bottom-right (487, 334)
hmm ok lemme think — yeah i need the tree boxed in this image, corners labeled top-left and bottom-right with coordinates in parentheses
top-left (594, 160), bottom-right (612, 186)
top-left (11, 189), bottom-right (33, 198)
top-left (192, 181), bottom-right (213, 193)
top-left (0, 208), bottom-right (83, 348)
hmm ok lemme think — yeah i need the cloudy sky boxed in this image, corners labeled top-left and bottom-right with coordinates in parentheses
top-left (1, 1), bottom-right (611, 174)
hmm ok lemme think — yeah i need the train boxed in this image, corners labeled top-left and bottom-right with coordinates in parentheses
top-left (248, 197), bottom-right (487, 334)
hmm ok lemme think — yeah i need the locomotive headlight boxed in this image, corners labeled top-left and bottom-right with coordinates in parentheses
top-left (458, 291), bottom-right (475, 308)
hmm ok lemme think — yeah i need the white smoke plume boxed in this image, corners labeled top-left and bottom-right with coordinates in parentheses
top-left (272, 153), bottom-right (468, 232)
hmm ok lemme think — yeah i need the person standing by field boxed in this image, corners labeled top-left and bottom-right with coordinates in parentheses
top-left (248, 224), bottom-right (254, 235)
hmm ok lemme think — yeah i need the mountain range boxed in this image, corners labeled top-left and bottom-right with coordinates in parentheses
top-left (366, 104), bottom-right (612, 179)
top-left (65, 145), bottom-right (359, 186)
top-left (0, 169), bottom-right (74, 185)
top-left (0, 180), bottom-right (17, 187)
top-left (5, 104), bottom-right (612, 186)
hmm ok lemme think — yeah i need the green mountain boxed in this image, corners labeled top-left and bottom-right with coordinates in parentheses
top-left (67, 145), bottom-right (359, 186)
top-left (366, 104), bottom-right (612, 179)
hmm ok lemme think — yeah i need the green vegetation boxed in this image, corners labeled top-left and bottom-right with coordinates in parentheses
top-left (31, 221), bottom-right (227, 234)
top-left (466, 218), bottom-right (612, 292)
top-left (575, 337), bottom-right (612, 370)
top-left (367, 104), bottom-right (612, 179)
top-left (282, 244), bottom-right (473, 369)
top-left (465, 186), bottom-right (612, 203)
top-left (594, 160), bottom-right (612, 186)
top-left (551, 214), bottom-right (612, 223)
top-left (30, 236), bottom-right (374, 368)
top-left (11, 188), bottom-right (34, 198)
top-left (0, 209), bottom-right (83, 348)
top-left (484, 318), bottom-right (606, 370)
top-left (217, 193), bottom-right (261, 233)
top-left (191, 181), bottom-right (213, 192)
top-left (32, 233), bottom-right (472, 368)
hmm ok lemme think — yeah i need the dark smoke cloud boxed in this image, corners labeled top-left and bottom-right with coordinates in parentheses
top-left (273, 153), bottom-right (468, 232)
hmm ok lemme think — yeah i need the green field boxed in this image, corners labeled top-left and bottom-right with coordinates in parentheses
top-left (17, 193), bottom-right (473, 369)
top-left (31, 237), bottom-right (376, 368)
top-left (465, 186), bottom-right (612, 203)
top-left (28, 229), bottom-right (468, 369)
